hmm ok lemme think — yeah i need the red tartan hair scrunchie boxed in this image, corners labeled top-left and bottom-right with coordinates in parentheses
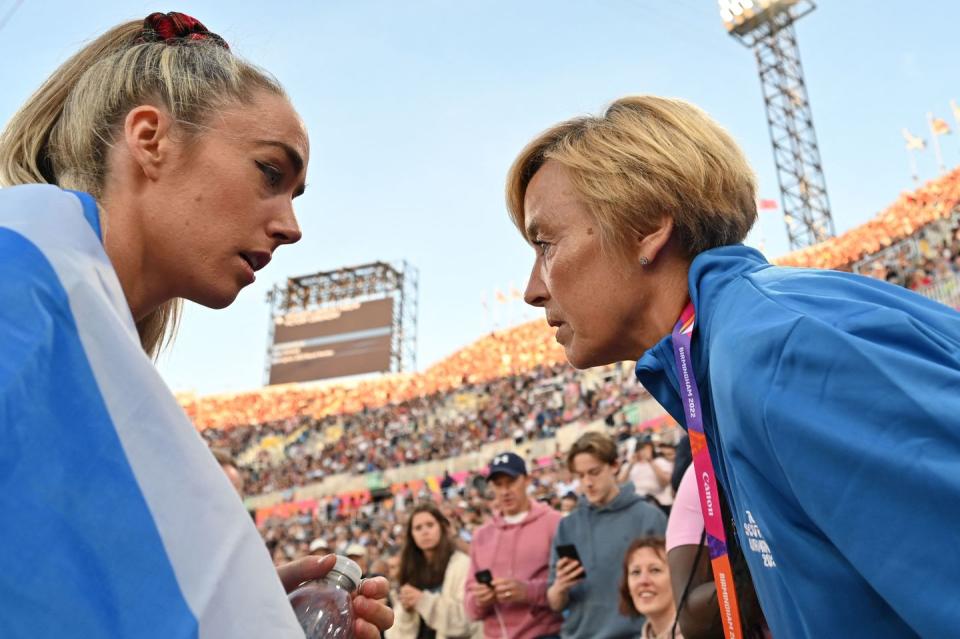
top-left (136, 12), bottom-right (229, 49)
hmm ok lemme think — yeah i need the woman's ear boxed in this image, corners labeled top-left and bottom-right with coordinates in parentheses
top-left (636, 216), bottom-right (674, 266)
top-left (123, 105), bottom-right (174, 181)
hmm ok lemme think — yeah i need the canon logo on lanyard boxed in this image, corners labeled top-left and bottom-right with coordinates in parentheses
top-left (701, 472), bottom-right (715, 518)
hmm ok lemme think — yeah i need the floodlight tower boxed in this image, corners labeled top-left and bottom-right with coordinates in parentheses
top-left (719, 0), bottom-right (835, 250)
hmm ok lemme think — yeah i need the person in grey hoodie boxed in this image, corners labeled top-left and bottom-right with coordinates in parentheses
top-left (547, 432), bottom-right (667, 639)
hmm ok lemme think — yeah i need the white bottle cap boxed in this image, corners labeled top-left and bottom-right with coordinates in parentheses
top-left (333, 555), bottom-right (362, 588)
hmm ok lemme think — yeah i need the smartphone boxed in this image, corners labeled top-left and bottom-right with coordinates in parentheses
top-left (556, 544), bottom-right (586, 578)
top-left (475, 569), bottom-right (493, 586)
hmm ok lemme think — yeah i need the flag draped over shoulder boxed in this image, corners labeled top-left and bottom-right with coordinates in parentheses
top-left (0, 185), bottom-right (303, 638)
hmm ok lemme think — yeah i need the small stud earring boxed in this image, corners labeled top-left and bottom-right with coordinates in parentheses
top-left (640, 256), bottom-right (650, 266)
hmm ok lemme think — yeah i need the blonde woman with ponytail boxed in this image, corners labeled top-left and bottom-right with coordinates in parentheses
top-left (0, 12), bottom-right (391, 638)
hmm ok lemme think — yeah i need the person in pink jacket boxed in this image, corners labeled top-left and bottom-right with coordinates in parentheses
top-left (465, 452), bottom-right (564, 639)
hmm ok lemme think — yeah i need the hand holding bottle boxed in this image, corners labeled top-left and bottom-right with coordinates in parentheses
top-left (281, 554), bottom-right (393, 639)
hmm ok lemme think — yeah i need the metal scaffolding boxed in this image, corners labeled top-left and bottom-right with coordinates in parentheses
top-left (723, 0), bottom-right (835, 250)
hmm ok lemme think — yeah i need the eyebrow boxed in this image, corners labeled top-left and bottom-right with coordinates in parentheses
top-left (254, 139), bottom-right (307, 196)
top-left (524, 219), bottom-right (540, 241)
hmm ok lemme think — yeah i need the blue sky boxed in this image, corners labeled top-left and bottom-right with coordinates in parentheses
top-left (3, 1), bottom-right (959, 395)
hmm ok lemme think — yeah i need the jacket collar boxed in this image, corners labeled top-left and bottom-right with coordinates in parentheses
top-left (634, 244), bottom-right (770, 420)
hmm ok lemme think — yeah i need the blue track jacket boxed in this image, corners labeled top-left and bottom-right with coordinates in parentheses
top-left (636, 244), bottom-right (960, 638)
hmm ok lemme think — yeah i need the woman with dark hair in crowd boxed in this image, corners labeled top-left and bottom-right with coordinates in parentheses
top-left (388, 503), bottom-right (481, 639)
top-left (619, 536), bottom-right (682, 639)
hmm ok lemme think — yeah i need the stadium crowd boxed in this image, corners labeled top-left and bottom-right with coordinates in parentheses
top-left (181, 321), bottom-right (568, 431)
top-left (248, 429), bottom-right (691, 639)
top-left (253, 440), bottom-right (633, 567)
top-left (775, 166), bottom-right (960, 270)
top-left (203, 361), bottom-right (646, 496)
top-left (860, 211), bottom-right (960, 292)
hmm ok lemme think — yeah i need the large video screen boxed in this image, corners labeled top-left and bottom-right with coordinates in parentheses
top-left (268, 298), bottom-right (394, 384)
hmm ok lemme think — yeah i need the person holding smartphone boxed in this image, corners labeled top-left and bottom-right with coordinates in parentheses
top-left (547, 432), bottom-right (666, 638)
top-left (465, 452), bottom-right (563, 639)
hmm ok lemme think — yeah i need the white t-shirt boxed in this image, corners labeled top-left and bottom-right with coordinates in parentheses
top-left (555, 479), bottom-right (580, 498)
top-left (502, 510), bottom-right (529, 525)
top-left (628, 458), bottom-right (674, 505)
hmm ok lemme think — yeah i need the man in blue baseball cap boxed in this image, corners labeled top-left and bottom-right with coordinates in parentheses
top-left (465, 452), bottom-right (564, 639)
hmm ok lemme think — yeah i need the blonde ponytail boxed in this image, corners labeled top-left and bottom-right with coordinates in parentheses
top-left (0, 15), bottom-right (284, 358)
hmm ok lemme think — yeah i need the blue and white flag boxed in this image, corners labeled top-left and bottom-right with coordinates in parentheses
top-left (0, 184), bottom-right (303, 638)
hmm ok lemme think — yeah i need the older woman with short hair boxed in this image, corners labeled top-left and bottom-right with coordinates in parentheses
top-left (506, 95), bottom-right (960, 638)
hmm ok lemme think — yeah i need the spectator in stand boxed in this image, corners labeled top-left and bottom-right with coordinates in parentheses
top-left (465, 452), bottom-right (564, 639)
top-left (553, 465), bottom-right (580, 499)
top-left (348, 543), bottom-right (370, 577)
top-left (618, 537), bottom-right (683, 639)
top-left (909, 268), bottom-right (933, 290)
top-left (617, 437), bottom-right (673, 511)
top-left (507, 94), bottom-right (960, 637)
top-left (559, 492), bottom-right (579, 515)
top-left (385, 549), bottom-right (402, 584)
top-left (388, 503), bottom-right (481, 639)
top-left (546, 432), bottom-right (666, 638)
top-left (866, 260), bottom-right (888, 281)
top-left (212, 447), bottom-right (245, 495)
top-left (309, 538), bottom-right (330, 556)
top-left (669, 436), bottom-right (691, 494)
top-left (383, 545), bottom-right (403, 618)
top-left (441, 471), bottom-right (457, 493)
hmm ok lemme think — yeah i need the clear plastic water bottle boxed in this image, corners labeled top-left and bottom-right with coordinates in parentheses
top-left (288, 555), bottom-right (361, 639)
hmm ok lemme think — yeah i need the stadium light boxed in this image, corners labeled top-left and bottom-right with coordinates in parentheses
top-left (718, 0), bottom-right (833, 252)
top-left (717, 1), bottom-right (803, 39)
